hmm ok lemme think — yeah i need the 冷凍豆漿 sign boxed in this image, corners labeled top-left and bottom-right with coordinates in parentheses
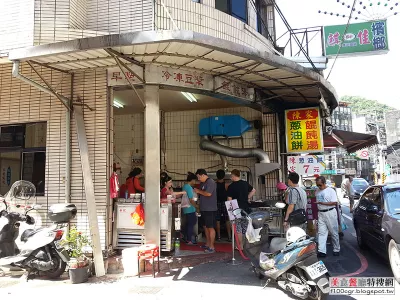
top-left (285, 107), bottom-right (324, 154)
top-left (324, 20), bottom-right (389, 57)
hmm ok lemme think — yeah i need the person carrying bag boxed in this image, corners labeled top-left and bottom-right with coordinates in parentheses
top-left (283, 172), bottom-right (308, 231)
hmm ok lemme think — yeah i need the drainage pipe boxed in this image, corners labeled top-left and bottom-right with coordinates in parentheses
top-left (200, 136), bottom-right (271, 163)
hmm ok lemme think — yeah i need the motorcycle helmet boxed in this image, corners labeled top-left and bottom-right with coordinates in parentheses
top-left (286, 227), bottom-right (307, 245)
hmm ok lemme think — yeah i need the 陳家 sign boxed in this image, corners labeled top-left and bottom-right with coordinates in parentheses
top-left (287, 155), bottom-right (326, 176)
top-left (324, 20), bottom-right (389, 57)
top-left (285, 107), bottom-right (324, 154)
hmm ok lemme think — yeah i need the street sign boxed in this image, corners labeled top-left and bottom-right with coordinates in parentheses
top-left (287, 155), bottom-right (326, 176)
top-left (324, 20), bottom-right (389, 57)
top-left (356, 150), bottom-right (369, 160)
top-left (322, 170), bottom-right (337, 175)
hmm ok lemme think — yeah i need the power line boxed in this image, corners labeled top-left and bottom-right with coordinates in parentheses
top-left (326, 0), bottom-right (357, 80)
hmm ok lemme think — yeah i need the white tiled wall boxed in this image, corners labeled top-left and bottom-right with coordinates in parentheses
top-left (113, 106), bottom-right (278, 198)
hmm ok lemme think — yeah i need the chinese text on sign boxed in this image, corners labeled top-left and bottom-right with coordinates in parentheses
top-left (285, 107), bottom-right (324, 154)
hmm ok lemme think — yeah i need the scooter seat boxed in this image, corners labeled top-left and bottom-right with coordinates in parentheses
top-left (269, 237), bottom-right (287, 253)
top-left (20, 228), bottom-right (43, 242)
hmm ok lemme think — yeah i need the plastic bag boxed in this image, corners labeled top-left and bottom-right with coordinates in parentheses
top-left (340, 213), bottom-right (348, 231)
top-left (245, 216), bottom-right (262, 243)
top-left (131, 203), bottom-right (145, 226)
top-left (181, 194), bottom-right (191, 208)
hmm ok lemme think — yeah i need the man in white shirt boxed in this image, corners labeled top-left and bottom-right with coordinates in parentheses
top-left (316, 176), bottom-right (340, 258)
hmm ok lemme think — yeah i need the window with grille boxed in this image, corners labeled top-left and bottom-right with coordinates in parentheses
top-left (0, 122), bottom-right (46, 196)
top-left (215, 0), bottom-right (248, 23)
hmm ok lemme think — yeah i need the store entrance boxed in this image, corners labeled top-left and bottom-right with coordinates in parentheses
top-left (109, 86), bottom-right (242, 253)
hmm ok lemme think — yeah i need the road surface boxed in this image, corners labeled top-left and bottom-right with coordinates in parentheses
top-left (0, 192), bottom-right (398, 299)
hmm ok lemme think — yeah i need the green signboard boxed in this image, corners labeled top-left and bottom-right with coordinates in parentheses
top-left (322, 170), bottom-right (337, 175)
top-left (324, 20), bottom-right (389, 57)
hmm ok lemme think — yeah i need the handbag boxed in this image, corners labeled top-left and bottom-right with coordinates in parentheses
top-left (181, 194), bottom-right (191, 208)
top-left (287, 188), bottom-right (307, 226)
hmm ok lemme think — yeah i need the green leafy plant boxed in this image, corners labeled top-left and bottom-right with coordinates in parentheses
top-left (61, 226), bottom-right (91, 268)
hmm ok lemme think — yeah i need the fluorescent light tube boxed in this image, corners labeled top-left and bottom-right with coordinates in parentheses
top-left (113, 99), bottom-right (124, 108)
top-left (181, 92), bottom-right (197, 102)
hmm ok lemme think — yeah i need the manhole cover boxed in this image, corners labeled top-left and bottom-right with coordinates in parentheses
top-left (128, 286), bottom-right (163, 294)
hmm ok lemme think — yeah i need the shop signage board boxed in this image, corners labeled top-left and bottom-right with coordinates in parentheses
top-left (145, 65), bottom-right (214, 90)
top-left (107, 65), bottom-right (144, 86)
top-left (225, 199), bottom-right (239, 221)
top-left (287, 155), bottom-right (326, 176)
top-left (305, 189), bottom-right (318, 220)
top-left (285, 107), bottom-right (324, 154)
top-left (107, 65), bottom-right (254, 102)
top-left (324, 20), bottom-right (389, 58)
top-left (322, 169), bottom-right (336, 175)
top-left (214, 77), bottom-right (254, 102)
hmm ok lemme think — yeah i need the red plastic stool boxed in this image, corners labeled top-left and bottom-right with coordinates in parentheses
top-left (137, 244), bottom-right (160, 278)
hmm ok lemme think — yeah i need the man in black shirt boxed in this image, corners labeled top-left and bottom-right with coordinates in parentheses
top-left (215, 169), bottom-right (231, 241)
top-left (227, 169), bottom-right (256, 250)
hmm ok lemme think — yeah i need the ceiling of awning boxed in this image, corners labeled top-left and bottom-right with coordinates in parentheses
top-left (324, 129), bottom-right (379, 153)
top-left (7, 30), bottom-right (339, 111)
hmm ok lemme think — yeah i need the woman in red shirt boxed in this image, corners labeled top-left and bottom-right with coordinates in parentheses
top-left (160, 176), bottom-right (186, 201)
top-left (126, 168), bottom-right (145, 195)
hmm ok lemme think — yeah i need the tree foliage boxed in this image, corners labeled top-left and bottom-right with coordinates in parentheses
top-left (340, 95), bottom-right (395, 121)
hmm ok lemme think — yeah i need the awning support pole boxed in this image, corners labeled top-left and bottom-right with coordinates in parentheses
top-left (104, 49), bottom-right (146, 108)
top-left (73, 105), bottom-right (106, 277)
top-left (12, 60), bottom-right (105, 277)
top-left (12, 61), bottom-right (71, 111)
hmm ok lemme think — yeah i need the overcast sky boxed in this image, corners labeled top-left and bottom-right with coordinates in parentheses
top-left (276, 0), bottom-right (400, 109)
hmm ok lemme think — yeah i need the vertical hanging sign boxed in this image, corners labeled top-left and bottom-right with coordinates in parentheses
top-left (285, 107), bottom-right (324, 154)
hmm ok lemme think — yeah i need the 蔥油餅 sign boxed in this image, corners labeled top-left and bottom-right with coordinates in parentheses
top-left (285, 107), bottom-right (324, 154)
top-left (287, 155), bottom-right (326, 176)
top-left (324, 20), bottom-right (389, 57)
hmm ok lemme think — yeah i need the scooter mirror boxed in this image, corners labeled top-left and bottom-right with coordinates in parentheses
top-left (33, 204), bottom-right (42, 210)
top-left (275, 202), bottom-right (286, 209)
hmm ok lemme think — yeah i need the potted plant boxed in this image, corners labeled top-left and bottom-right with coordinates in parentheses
top-left (61, 226), bottom-right (91, 284)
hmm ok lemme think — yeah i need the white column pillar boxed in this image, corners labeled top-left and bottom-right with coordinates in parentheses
top-left (144, 85), bottom-right (161, 246)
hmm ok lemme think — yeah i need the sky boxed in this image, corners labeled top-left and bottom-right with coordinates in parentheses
top-left (275, 0), bottom-right (400, 109)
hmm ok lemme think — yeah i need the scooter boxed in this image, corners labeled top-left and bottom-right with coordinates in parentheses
top-left (0, 180), bottom-right (77, 280)
top-left (235, 206), bottom-right (330, 300)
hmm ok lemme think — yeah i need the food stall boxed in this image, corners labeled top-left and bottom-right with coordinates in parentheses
top-left (112, 195), bottom-right (180, 252)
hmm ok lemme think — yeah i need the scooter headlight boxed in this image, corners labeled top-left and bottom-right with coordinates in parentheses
top-left (260, 252), bottom-right (275, 270)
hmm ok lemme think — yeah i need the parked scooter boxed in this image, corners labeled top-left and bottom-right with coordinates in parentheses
top-left (234, 205), bottom-right (330, 300)
top-left (0, 180), bottom-right (77, 280)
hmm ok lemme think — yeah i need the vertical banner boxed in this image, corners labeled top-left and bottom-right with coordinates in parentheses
top-left (285, 107), bottom-right (324, 154)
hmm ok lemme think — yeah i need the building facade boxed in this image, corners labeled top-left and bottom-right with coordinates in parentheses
top-left (0, 0), bottom-right (339, 261)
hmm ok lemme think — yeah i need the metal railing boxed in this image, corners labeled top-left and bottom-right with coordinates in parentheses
top-left (276, 26), bottom-right (325, 57)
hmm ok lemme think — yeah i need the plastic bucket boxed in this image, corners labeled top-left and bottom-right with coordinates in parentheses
top-left (122, 246), bottom-right (141, 276)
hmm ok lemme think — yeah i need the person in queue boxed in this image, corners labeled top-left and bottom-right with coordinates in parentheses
top-left (194, 169), bottom-right (217, 254)
top-left (226, 169), bottom-right (256, 251)
top-left (315, 176), bottom-right (340, 258)
top-left (344, 176), bottom-right (355, 213)
top-left (126, 167), bottom-right (145, 195)
top-left (283, 172), bottom-right (307, 231)
top-left (215, 169), bottom-right (231, 242)
top-left (160, 176), bottom-right (186, 201)
top-left (182, 172), bottom-right (200, 245)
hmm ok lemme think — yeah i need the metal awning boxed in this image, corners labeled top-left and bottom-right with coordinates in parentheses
top-left (7, 30), bottom-right (338, 111)
top-left (324, 129), bottom-right (379, 153)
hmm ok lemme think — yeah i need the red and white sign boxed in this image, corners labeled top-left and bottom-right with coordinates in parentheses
top-left (107, 64), bottom-right (144, 87)
top-left (356, 150), bottom-right (369, 160)
top-left (287, 155), bottom-right (326, 176)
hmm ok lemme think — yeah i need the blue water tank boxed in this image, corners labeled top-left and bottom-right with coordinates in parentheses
top-left (198, 115), bottom-right (252, 137)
